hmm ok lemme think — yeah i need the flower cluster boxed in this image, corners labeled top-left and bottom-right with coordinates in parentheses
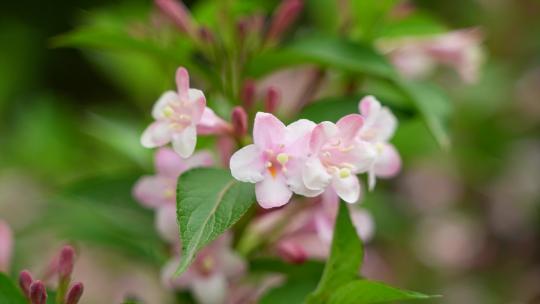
top-left (230, 96), bottom-right (400, 208)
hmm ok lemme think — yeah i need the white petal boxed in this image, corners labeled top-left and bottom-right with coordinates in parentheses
top-left (152, 91), bottom-right (178, 120)
top-left (192, 273), bottom-right (227, 304)
top-left (155, 204), bottom-right (179, 243)
top-left (229, 145), bottom-right (264, 183)
top-left (350, 208), bottom-right (375, 242)
top-left (332, 174), bottom-right (361, 204)
top-left (172, 125), bottom-right (197, 158)
top-left (141, 121), bottom-right (171, 148)
top-left (374, 143), bottom-right (401, 178)
top-left (302, 157), bottom-right (331, 191)
top-left (255, 175), bottom-right (293, 209)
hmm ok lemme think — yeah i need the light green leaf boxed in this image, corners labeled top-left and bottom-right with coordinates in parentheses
top-left (328, 280), bottom-right (439, 304)
top-left (377, 12), bottom-right (448, 38)
top-left (306, 203), bottom-right (364, 304)
top-left (247, 35), bottom-right (395, 78)
top-left (176, 168), bottom-right (255, 274)
top-left (0, 273), bottom-right (26, 304)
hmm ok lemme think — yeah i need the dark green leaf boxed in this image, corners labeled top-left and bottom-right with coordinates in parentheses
top-left (176, 168), bottom-right (255, 274)
top-left (247, 35), bottom-right (395, 79)
top-left (0, 273), bottom-right (26, 304)
top-left (300, 96), bottom-right (361, 123)
top-left (377, 12), bottom-right (448, 38)
top-left (328, 280), bottom-right (439, 304)
top-left (306, 203), bottom-right (364, 304)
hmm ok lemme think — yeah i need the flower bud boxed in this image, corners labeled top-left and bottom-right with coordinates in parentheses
top-left (0, 220), bottom-right (13, 273)
top-left (65, 282), bottom-right (84, 304)
top-left (155, 0), bottom-right (195, 37)
top-left (18, 270), bottom-right (34, 299)
top-left (29, 280), bottom-right (47, 304)
top-left (277, 240), bottom-right (307, 264)
top-left (267, 0), bottom-right (303, 43)
top-left (198, 26), bottom-right (214, 44)
top-left (241, 79), bottom-right (256, 110)
top-left (264, 87), bottom-right (280, 113)
top-left (58, 246), bottom-right (75, 282)
top-left (231, 107), bottom-right (248, 137)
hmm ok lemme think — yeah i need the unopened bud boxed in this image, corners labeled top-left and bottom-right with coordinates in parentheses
top-left (267, 0), bottom-right (303, 43)
top-left (198, 26), bottom-right (214, 44)
top-left (277, 241), bottom-right (307, 264)
top-left (265, 87), bottom-right (280, 113)
top-left (0, 220), bottom-right (13, 273)
top-left (58, 246), bottom-right (75, 282)
top-left (29, 281), bottom-right (47, 304)
top-left (155, 0), bottom-right (195, 37)
top-left (18, 270), bottom-right (34, 299)
top-left (231, 107), bottom-right (248, 137)
top-left (241, 79), bottom-right (256, 110)
top-left (65, 282), bottom-right (84, 304)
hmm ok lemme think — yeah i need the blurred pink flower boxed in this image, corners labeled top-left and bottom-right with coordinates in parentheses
top-left (161, 234), bottom-right (246, 304)
top-left (357, 96), bottom-right (401, 190)
top-left (378, 28), bottom-right (484, 83)
top-left (141, 67), bottom-right (217, 158)
top-left (0, 220), bottom-right (13, 273)
top-left (230, 112), bottom-right (316, 208)
top-left (300, 114), bottom-right (373, 203)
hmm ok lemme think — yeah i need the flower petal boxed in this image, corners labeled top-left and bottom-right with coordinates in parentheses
top-left (350, 208), bottom-right (375, 242)
top-left (152, 91), bottom-right (178, 120)
top-left (176, 67), bottom-right (190, 100)
top-left (192, 273), bottom-right (227, 304)
top-left (172, 125), bottom-right (197, 158)
top-left (253, 112), bottom-right (287, 149)
top-left (336, 114), bottom-right (364, 142)
top-left (188, 89), bottom-right (207, 123)
top-left (302, 157), bottom-right (332, 191)
top-left (287, 159), bottom-right (324, 197)
top-left (309, 122), bottom-right (338, 153)
top-left (197, 107), bottom-right (230, 135)
top-left (374, 143), bottom-right (401, 178)
top-left (141, 121), bottom-right (171, 148)
top-left (155, 204), bottom-right (179, 243)
top-left (133, 176), bottom-right (175, 208)
top-left (284, 119), bottom-right (316, 154)
top-left (255, 174), bottom-right (293, 209)
top-left (155, 147), bottom-right (185, 178)
top-left (184, 150), bottom-right (214, 170)
top-left (331, 174), bottom-right (361, 203)
top-left (230, 144), bottom-right (265, 183)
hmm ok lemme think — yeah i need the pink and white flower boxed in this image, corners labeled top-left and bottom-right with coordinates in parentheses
top-left (357, 96), bottom-right (401, 190)
top-left (161, 234), bottom-right (246, 304)
top-left (230, 112), bottom-right (316, 208)
top-left (133, 147), bottom-right (213, 242)
top-left (141, 67), bottom-right (206, 158)
top-left (300, 114), bottom-right (374, 203)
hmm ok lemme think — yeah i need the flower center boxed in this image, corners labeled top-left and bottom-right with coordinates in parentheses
top-left (265, 150), bottom-right (290, 178)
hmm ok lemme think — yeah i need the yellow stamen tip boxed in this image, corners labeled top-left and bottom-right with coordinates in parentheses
top-left (163, 106), bottom-right (174, 117)
top-left (276, 153), bottom-right (289, 165)
top-left (339, 168), bottom-right (351, 179)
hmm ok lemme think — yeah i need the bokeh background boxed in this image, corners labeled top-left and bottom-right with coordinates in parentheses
top-left (1, 0), bottom-right (539, 303)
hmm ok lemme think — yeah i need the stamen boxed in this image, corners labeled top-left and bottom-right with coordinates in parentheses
top-left (163, 106), bottom-right (174, 118)
top-left (266, 161), bottom-right (272, 168)
top-left (339, 167), bottom-right (351, 178)
top-left (276, 153), bottom-right (289, 165)
top-left (375, 143), bottom-right (384, 154)
top-left (339, 145), bottom-right (355, 153)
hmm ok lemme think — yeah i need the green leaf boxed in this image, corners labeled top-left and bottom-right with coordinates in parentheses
top-left (395, 80), bottom-right (452, 149)
top-left (306, 203), bottom-right (364, 304)
top-left (0, 273), bottom-right (26, 304)
top-left (247, 35), bottom-right (395, 79)
top-left (328, 280), bottom-right (439, 304)
top-left (176, 168), bottom-right (255, 274)
top-left (300, 96), bottom-right (361, 123)
top-left (377, 12), bottom-right (448, 38)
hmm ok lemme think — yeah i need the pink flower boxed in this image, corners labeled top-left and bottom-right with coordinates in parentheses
top-left (0, 220), bottom-right (13, 273)
top-left (141, 67), bottom-right (206, 158)
top-left (230, 112), bottom-right (316, 208)
top-left (357, 96), bottom-right (401, 190)
top-left (378, 28), bottom-right (483, 83)
top-left (133, 147), bottom-right (213, 242)
top-left (161, 234), bottom-right (246, 304)
top-left (300, 114), bottom-right (374, 203)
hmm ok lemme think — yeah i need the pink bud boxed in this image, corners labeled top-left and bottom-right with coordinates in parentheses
top-left (198, 26), bottom-right (214, 44)
top-left (277, 241), bottom-right (307, 264)
top-left (267, 0), bottom-right (303, 43)
top-left (155, 0), bottom-right (195, 36)
top-left (29, 280), bottom-right (47, 304)
top-left (241, 79), bottom-right (256, 110)
top-left (0, 220), bottom-right (13, 273)
top-left (264, 87), bottom-right (280, 113)
top-left (58, 246), bottom-right (75, 282)
top-left (18, 270), bottom-right (34, 299)
top-left (65, 282), bottom-right (84, 304)
top-left (231, 107), bottom-right (248, 137)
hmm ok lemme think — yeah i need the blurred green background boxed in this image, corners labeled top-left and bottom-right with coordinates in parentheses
top-left (1, 0), bottom-right (539, 303)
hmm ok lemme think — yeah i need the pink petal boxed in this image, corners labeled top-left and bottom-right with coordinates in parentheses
top-left (0, 220), bottom-right (13, 273)
top-left (176, 67), bottom-right (190, 100)
top-left (220, 250), bottom-right (247, 279)
top-left (188, 89), bottom-right (207, 123)
top-left (155, 204), bottom-right (179, 243)
top-left (253, 112), bottom-right (287, 150)
top-left (309, 122), bottom-right (338, 153)
top-left (141, 121), bottom-right (171, 148)
top-left (191, 273), bottom-right (227, 304)
top-left (359, 95), bottom-right (379, 118)
top-left (284, 119), bottom-right (316, 154)
top-left (374, 143), bottom-right (401, 178)
top-left (172, 125), bottom-right (197, 158)
top-left (197, 107), bottom-right (231, 135)
top-left (255, 174), bottom-right (293, 209)
top-left (350, 208), bottom-right (375, 242)
top-left (230, 144), bottom-right (265, 183)
top-left (336, 114), bottom-right (364, 142)
top-left (302, 157), bottom-right (332, 192)
top-left (133, 176), bottom-right (175, 208)
top-left (184, 150), bottom-right (214, 170)
top-left (152, 91), bottom-right (178, 120)
top-left (161, 257), bottom-right (194, 289)
top-left (331, 174), bottom-right (361, 204)
top-left (155, 147), bottom-right (185, 178)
